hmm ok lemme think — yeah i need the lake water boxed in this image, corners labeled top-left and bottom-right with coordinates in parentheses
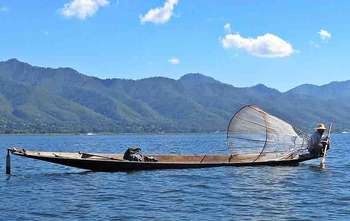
top-left (1, 133), bottom-right (349, 220)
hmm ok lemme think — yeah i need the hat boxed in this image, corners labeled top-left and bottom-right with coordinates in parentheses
top-left (315, 123), bottom-right (326, 130)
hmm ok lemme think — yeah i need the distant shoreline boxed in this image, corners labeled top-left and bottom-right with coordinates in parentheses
top-left (0, 131), bottom-right (226, 136)
top-left (0, 130), bottom-right (348, 136)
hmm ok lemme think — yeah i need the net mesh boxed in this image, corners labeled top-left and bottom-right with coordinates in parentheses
top-left (227, 105), bottom-right (308, 160)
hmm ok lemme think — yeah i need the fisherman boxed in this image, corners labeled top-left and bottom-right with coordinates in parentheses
top-left (308, 123), bottom-right (330, 157)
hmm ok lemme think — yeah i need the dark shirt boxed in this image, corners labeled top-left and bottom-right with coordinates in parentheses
top-left (308, 131), bottom-right (324, 155)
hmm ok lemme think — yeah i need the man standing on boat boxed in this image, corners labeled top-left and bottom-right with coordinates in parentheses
top-left (308, 123), bottom-right (330, 157)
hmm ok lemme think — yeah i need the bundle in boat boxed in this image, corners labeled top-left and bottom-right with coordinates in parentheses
top-left (227, 105), bottom-right (309, 162)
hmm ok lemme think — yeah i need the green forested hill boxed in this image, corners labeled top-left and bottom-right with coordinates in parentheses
top-left (0, 58), bottom-right (349, 133)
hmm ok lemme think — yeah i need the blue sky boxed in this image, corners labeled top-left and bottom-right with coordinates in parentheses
top-left (0, 0), bottom-right (349, 91)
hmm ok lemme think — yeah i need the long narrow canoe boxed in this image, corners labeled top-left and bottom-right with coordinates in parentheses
top-left (7, 147), bottom-right (316, 172)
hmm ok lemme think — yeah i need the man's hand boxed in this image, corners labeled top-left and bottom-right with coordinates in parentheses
top-left (321, 138), bottom-right (331, 149)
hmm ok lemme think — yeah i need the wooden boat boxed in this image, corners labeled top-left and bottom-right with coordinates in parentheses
top-left (5, 105), bottom-right (326, 174)
top-left (7, 147), bottom-right (317, 172)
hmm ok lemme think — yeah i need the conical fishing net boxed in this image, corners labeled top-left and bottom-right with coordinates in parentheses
top-left (227, 105), bottom-right (308, 161)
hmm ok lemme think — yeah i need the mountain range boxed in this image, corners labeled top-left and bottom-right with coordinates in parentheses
top-left (0, 58), bottom-right (348, 133)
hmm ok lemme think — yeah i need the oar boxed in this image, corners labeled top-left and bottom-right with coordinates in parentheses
top-left (320, 123), bottom-right (333, 168)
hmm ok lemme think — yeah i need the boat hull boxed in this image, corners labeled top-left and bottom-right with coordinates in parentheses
top-left (9, 148), bottom-right (316, 172)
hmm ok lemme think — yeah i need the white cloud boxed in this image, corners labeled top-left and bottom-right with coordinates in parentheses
top-left (61, 0), bottom-right (109, 20)
top-left (224, 23), bottom-right (231, 33)
top-left (222, 32), bottom-right (294, 58)
top-left (168, 57), bottom-right (180, 65)
top-left (140, 0), bottom-right (179, 24)
top-left (318, 29), bottom-right (331, 40)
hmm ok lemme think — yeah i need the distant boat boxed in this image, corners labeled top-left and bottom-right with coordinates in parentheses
top-left (86, 133), bottom-right (95, 136)
top-left (341, 131), bottom-right (349, 134)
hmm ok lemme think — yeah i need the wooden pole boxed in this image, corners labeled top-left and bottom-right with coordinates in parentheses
top-left (79, 152), bottom-right (122, 161)
top-left (6, 149), bottom-right (11, 175)
top-left (320, 123), bottom-right (333, 168)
